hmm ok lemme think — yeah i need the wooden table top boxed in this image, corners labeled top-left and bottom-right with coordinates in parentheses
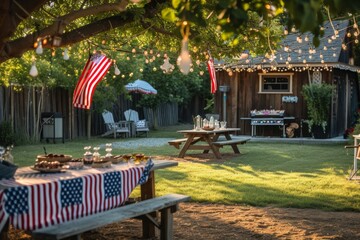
top-left (177, 128), bottom-right (240, 135)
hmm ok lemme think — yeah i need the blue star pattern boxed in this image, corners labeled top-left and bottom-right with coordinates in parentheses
top-left (60, 178), bottom-right (83, 207)
top-left (4, 186), bottom-right (29, 215)
top-left (104, 171), bottom-right (122, 198)
top-left (138, 159), bottom-right (154, 185)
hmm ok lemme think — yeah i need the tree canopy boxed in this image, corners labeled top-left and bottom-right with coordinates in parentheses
top-left (2, 0), bottom-right (360, 64)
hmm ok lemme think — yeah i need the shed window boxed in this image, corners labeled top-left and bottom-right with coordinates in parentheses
top-left (258, 73), bottom-right (293, 94)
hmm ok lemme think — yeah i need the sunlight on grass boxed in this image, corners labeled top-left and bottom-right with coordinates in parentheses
top-left (10, 126), bottom-right (360, 211)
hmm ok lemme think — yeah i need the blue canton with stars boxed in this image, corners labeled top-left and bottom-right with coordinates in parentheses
top-left (60, 178), bottom-right (83, 207)
top-left (138, 160), bottom-right (154, 185)
top-left (4, 186), bottom-right (29, 215)
top-left (104, 171), bottom-right (122, 198)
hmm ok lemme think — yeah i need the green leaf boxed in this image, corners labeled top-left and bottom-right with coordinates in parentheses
top-left (172, 0), bottom-right (181, 9)
top-left (161, 8), bottom-right (178, 22)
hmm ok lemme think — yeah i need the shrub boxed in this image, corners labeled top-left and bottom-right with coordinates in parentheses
top-left (0, 121), bottom-right (15, 147)
top-left (302, 83), bottom-right (333, 133)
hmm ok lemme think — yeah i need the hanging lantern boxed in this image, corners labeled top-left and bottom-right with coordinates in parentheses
top-left (63, 48), bottom-right (70, 60)
top-left (52, 36), bottom-right (62, 47)
top-left (160, 55), bottom-right (175, 74)
top-left (29, 61), bottom-right (38, 77)
top-left (177, 39), bottom-right (192, 74)
top-left (36, 41), bottom-right (43, 55)
top-left (114, 64), bottom-right (121, 75)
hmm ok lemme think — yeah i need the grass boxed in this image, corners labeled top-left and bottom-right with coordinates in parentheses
top-left (10, 123), bottom-right (360, 212)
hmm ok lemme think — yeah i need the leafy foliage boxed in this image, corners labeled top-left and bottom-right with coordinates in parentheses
top-left (0, 121), bottom-right (15, 147)
top-left (302, 83), bottom-right (333, 132)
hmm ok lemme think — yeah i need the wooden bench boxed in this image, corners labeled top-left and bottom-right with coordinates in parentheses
top-left (168, 137), bottom-right (200, 149)
top-left (32, 193), bottom-right (190, 240)
top-left (212, 137), bottom-right (251, 147)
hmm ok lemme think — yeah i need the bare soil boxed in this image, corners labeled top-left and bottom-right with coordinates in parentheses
top-left (9, 202), bottom-right (360, 240)
top-left (8, 153), bottom-right (360, 239)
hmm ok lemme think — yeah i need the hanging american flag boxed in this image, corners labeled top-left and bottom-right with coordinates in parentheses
top-left (207, 57), bottom-right (217, 94)
top-left (73, 53), bottom-right (112, 109)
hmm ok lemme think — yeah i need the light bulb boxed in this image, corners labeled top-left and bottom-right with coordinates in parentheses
top-left (36, 41), bottom-right (43, 55)
top-left (114, 64), bottom-right (120, 75)
top-left (177, 39), bottom-right (192, 75)
top-left (29, 62), bottom-right (38, 77)
top-left (63, 49), bottom-right (70, 60)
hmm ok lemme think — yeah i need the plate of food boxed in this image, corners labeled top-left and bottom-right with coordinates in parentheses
top-left (31, 167), bottom-right (66, 173)
top-left (37, 154), bottom-right (72, 163)
top-left (103, 156), bottom-right (122, 164)
top-left (66, 158), bottom-right (84, 169)
top-left (32, 160), bottom-right (65, 173)
top-left (92, 160), bottom-right (112, 168)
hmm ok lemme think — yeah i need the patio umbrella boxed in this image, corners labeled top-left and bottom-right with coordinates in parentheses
top-left (125, 79), bottom-right (157, 94)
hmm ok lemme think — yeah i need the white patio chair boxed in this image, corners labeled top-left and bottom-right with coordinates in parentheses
top-left (102, 110), bottom-right (130, 138)
top-left (124, 109), bottom-right (149, 137)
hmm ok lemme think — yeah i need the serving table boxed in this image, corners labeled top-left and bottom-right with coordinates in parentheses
top-left (0, 159), bottom-right (178, 239)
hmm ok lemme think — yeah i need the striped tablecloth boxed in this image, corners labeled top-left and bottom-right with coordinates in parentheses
top-left (0, 160), bottom-right (153, 232)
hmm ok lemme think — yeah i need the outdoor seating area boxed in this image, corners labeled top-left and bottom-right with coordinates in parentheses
top-left (2, 1), bottom-right (360, 239)
top-left (101, 110), bottom-right (130, 138)
top-left (124, 109), bottom-right (150, 137)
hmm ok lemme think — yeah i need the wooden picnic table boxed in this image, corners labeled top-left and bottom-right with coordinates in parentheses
top-left (172, 128), bottom-right (249, 159)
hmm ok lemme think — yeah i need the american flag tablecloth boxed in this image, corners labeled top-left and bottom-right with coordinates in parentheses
top-left (0, 160), bottom-right (153, 232)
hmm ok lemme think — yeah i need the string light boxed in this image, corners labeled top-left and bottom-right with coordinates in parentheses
top-left (114, 62), bottom-right (120, 75)
top-left (36, 41), bottom-right (43, 55)
top-left (63, 48), bottom-right (70, 60)
top-left (29, 56), bottom-right (38, 77)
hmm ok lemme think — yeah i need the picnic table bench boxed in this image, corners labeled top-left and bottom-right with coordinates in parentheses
top-left (168, 137), bottom-right (200, 149)
top-left (212, 137), bottom-right (251, 150)
top-left (32, 193), bottom-right (190, 240)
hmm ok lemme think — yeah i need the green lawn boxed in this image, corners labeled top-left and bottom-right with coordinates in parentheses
top-left (10, 124), bottom-right (360, 212)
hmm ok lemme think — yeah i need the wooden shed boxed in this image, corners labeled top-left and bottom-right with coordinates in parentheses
top-left (214, 20), bottom-right (360, 138)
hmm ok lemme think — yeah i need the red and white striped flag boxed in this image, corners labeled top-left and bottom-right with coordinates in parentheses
top-left (73, 53), bottom-right (112, 109)
top-left (207, 57), bottom-right (217, 94)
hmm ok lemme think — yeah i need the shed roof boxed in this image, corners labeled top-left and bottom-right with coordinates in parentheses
top-left (222, 20), bottom-right (360, 72)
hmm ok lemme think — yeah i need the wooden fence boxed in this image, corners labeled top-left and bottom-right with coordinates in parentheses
top-left (0, 85), bottom-right (181, 142)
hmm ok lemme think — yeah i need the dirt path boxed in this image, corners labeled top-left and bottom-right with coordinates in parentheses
top-left (9, 202), bottom-right (360, 240)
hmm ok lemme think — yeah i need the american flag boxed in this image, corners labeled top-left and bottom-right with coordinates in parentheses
top-left (0, 161), bottom-right (153, 231)
top-left (73, 53), bottom-right (112, 109)
top-left (207, 57), bottom-right (217, 94)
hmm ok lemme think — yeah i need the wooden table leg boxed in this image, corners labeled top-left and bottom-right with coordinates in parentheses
top-left (224, 133), bottom-right (240, 154)
top-left (203, 134), bottom-right (219, 154)
top-left (203, 135), bottom-right (222, 159)
top-left (0, 220), bottom-right (10, 240)
top-left (178, 135), bottom-right (195, 158)
top-left (141, 171), bottom-right (156, 238)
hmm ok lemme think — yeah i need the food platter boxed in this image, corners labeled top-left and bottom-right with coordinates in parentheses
top-left (103, 156), bottom-right (122, 164)
top-left (31, 167), bottom-right (66, 173)
top-left (37, 154), bottom-right (72, 163)
top-left (92, 160), bottom-right (112, 168)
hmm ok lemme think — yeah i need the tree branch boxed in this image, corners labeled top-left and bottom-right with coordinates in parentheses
top-left (0, 13), bottom-right (136, 63)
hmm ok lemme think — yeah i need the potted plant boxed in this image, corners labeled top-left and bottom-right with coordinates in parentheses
top-left (302, 83), bottom-right (333, 139)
